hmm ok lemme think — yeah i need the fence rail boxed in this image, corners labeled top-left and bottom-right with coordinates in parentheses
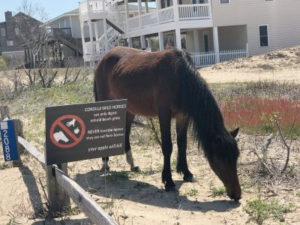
top-left (55, 168), bottom-right (118, 225)
top-left (18, 136), bottom-right (45, 164)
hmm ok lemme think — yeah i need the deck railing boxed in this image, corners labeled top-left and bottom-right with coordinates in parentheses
top-left (192, 52), bottom-right (216, 67)
top-left (158, 7), bottom-right (174, 23)
top-left (80, 1), bottom-right (211, 32)
top-left (127, 4), bottom-right (211, 32)
top-left (128, 16), bottom-right (140, 31)
top-left (88, 0), bottom-right (104, 11)
top-left (178, 4), bottom-right (210, 20)
top-left (191, 49), bottom-right (248, 67)
top-left (141, 12), bottom-right (158, 27)
top-left (219, 49), bottom-right (248, 62)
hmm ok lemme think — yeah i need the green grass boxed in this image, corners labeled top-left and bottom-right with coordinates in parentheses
top-left (105, 171), bottom-right (138, 183)
top-left (2, 80), bottom-right (94, 146)
top-left (210, 186), bottom-right (226, 197)
top-left (186, 188), bottom-right (198, 197)
top-left (244, 198), bottom-right (295, 225)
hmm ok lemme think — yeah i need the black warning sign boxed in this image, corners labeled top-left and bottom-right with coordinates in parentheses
top-left (45, 99), bottom-right (127, 165)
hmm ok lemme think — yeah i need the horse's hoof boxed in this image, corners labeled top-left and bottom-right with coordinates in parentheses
top-left (165, 182), bottom-right (176, 192)
top-left (183, 174), bottom-right (194, 182)
top-left (131, 166), bottom-right (141, 173)
top-left (165, 184), bottom-right (176, 192)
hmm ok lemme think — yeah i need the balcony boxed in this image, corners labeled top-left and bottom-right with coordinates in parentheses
top-left (79, 0), bottom-right (106, 21)
top-left (127, 3), bottom-right (212, 33)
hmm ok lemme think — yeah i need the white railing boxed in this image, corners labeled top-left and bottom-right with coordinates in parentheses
top-left (88, 0), bottom-right (104, 12)
top-left (191, 49), bottom-right (248, 67)
top-left (141, 12), bottom-right (158, 27)
top-left (84, 42), bottom-right (96, 55)
top-left (178, 4), bottom-right (210, 20)
top-left (219, 49), bottom-right (248, 62)
top-left (79, 1), bottom-right (88, 15)
top-left (127, 4), bottom-right (211, 32)
top-left (80, 0), bottom-right (104, 15)
top-left (158, 7), bottom-right (174, 23)
top-left (192, 52), bottom-right (216, 67)
top-left (128, 17), bottom-right (140, 31)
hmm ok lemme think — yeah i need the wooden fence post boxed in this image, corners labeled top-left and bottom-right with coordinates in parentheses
top-left (0, 106), bottom-right (10, 120)
top-left (46, 163), bottom-right (70, 214)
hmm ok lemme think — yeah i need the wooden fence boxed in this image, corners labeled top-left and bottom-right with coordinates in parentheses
top-left (0, 106), bottom-right (118, 225)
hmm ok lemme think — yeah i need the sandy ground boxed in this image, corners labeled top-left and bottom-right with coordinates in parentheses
top-left (0, 133), bottom-right (299, 225)
top-left (200, 69), bottom-right (300, 84)
top-left (1, 46), bottom-right (300, 225)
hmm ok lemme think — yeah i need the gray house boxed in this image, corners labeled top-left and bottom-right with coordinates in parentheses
top-left (0, 11), bottom-right (42, 64)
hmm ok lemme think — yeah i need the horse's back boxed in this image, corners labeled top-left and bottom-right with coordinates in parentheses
top-left (94, 47), bottom-right (182, 116)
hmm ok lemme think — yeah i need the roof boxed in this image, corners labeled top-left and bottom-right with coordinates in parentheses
top-left (0, 12), bottom-right (42, 25)
top-left (44, 8), bottom-right (79, 25)
top-left (14, 12), bottom-right (42, 24)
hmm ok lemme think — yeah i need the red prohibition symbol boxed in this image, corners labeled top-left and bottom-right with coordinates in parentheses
top-left (50, 115), bottom-right (86, 149)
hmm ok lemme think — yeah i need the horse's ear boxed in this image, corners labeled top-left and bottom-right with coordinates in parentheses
top-left (230, 128), bottom-right (239, 138)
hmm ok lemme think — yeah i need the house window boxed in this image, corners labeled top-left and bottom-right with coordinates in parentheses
top-left (1, 28), bottom-right (6, 37)
top-left (220, 0), bottom-right (229, 3)
top-left (7, 40), bottom-right (14, 46)
top-left (259, 25), bottom-right (269, 47)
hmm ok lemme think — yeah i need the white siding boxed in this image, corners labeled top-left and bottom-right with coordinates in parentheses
top-left (212, 0), bottom-right (300, 55)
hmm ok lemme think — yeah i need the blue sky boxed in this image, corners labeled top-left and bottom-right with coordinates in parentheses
top-left (0, 0), bottom-right (80, 22)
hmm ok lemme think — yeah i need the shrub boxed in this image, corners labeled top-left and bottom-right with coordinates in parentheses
top-left (222, 96), bottom-right (300, 136)
top-left (210, 186), bottom-right (226, 197)
top-left (244, 198), bottom-right (295, 225)
top-left (186, 188), bottom-right (198, 197)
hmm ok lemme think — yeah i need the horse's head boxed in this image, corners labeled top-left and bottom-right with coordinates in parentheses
top-left (207, 128), bottom-right (241, 201)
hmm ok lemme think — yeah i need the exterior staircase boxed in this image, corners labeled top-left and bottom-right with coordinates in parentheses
top-left (96, 25), bottom-right (123, 57)
top-left (50, 28), bottom-right (83, 55)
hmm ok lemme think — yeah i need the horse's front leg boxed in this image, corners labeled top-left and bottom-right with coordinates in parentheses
top-left (176, 117), bottom-right (193, 182)
top-left (158, 108), bottom-right (175, 191)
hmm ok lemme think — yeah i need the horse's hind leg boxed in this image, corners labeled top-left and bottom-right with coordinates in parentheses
top-left (125, 112), bottom-right (140, 172)
top-left (158, 108), bottom-right (175, 191)
top-left (100, 157), bottom-right (110, 172)
top-left (176, 117), bottom-right (193, 182)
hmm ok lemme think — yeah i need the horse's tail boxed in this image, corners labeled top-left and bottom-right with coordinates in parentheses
top-left (178, 51), bottom-right (224, 149)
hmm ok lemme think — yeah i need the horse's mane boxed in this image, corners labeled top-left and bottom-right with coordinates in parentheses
top-left (175, 49), bottom-right (229, 157)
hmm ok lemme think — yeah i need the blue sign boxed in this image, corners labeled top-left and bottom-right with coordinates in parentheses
top-left (0, 120), bottom-right (19, 161)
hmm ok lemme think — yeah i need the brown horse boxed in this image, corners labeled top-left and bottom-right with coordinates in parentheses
top-left (94, 46), bottom-right (241, 201)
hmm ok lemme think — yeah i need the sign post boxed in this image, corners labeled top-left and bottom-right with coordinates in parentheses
top-left (0, 120), bottom-right (19, 162)
top-left (45, 99), bottom-right (127, 213)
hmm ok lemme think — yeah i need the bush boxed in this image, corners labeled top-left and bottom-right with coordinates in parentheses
top-left (244, 198), bottom-right (295, 225)
top-left (222, 96), bottom-right (300, 136)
